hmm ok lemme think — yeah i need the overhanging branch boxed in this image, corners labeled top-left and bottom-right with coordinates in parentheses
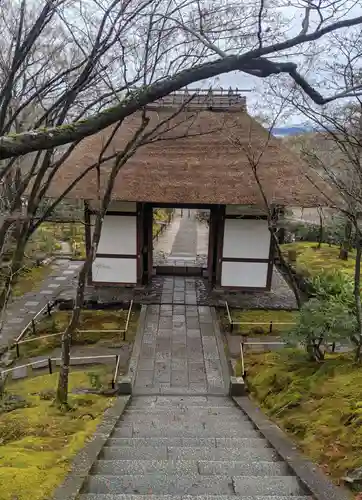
top-left (1, 11), bottom-right (362, 160)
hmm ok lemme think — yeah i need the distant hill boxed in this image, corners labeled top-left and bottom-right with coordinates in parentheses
top-left (271, 126), bottom-right (317, 137)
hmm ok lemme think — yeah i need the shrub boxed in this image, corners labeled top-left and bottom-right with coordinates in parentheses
top-left (286, 297), bottom-right (356, 361)
top-left (309, 270), bottom-right (354, 309)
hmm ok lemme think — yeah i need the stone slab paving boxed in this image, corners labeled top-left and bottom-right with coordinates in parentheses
top-left (0, 259), bottom-right (83, 351)
top-left (169, 211), bottom-right (198, 259)
top-left (133, 304), bottom-right (226, 395)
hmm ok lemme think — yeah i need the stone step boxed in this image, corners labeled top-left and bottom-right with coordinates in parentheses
top-left (83, 474), bottom-right (303, 496)
top-left (111, 426), bottom-right (260, 438)
top-left (121, 412), bottom-right (251, 423)
top-left (167, 447), bottom-right (279, 462)
top-left (83, 474), bottom-right (234, 495)
top-left (233, 477), bottom-right (305, 496)
top-left (106, 437), bottom-right (270, 448)
top-left (80, 496), bottom-right (311, 500)
top-left (128, 396), bottom-right (236, 408)
top-left (115, 420), bottom-right (256, 432)
top-left (124, 407), bottom-right (243, 415)
top-left (101, 446), bottom-right (278, 461)
top-left (93, 459), bottom-right (289, 476)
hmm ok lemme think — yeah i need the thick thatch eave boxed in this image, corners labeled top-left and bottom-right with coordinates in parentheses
top-left (46, 107), bottom-right (334, 208)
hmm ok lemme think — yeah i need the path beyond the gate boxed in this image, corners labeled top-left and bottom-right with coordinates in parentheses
top-left (154, 209), bottom-right (208, 267)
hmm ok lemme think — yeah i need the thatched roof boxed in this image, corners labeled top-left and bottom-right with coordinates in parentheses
top-left (47, 93), bottom-right (332, 207)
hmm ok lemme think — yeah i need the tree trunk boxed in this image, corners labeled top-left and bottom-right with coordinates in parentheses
top-left (339, 218), bottom-right (352, 260)
top-left (317, 208), bottom-right (323, 249)
top-left (353, 225), bottom-right (362, 363)
top-left (0, 227), bottom-right (29, 325)
top-left (56, 259), bottom-right (90, 405)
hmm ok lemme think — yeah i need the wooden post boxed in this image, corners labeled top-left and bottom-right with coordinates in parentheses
top-left (31, 319), bottom-right (36, 335)
top-left (269, 321), bottom-right (273, 333)
top-left (48, 358), bottom-right (53, 374)
top-left (16, 343), bottom-right (20, 358)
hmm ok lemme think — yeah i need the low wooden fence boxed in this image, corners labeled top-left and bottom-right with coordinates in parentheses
top-left (225, 301), bottom-right (296, 334)
top-left (1, 353), bottom-right (122, 389)
top-left (16, 300), bottom-right (56, 343)
top-left (14, 300), bottom-right (134, 358)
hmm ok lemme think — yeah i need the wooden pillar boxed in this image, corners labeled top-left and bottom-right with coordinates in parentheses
top-left (207, 207), bottom-right (216, 284)
top-left (136, 203), bottom-right (144, 285)
top-left (214, 205), bottom-right (226, 287)
top-left (136, 203), bottom-right (154, 285)
top-left (84, 200), bottom-right (92, 284)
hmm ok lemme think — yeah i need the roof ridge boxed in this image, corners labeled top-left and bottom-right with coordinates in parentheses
top-left (148, 88), bottom-right (248, 111)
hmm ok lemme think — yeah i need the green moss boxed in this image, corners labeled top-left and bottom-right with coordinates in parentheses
top-left (219, 309), bottom-right (299, 335)
top-left (153, 209), bottom-right (171, 238)
top-left (12, 265), bottom-right (53, 298)
top-left (245, 350), bottom-right (362, 481)
top-left (0, 369), bottom-right (113, 500)
top-left (281, 242), bottom-right (358, 278)
top-left (15, 309), bottom-right (139, 359)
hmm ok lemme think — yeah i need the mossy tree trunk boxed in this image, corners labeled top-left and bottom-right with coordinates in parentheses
top-left (352, 223), bottom-right (362, 363)
top-left (317, 207), bottom-right (323, 249)
top-left (307, 336), bottom-right (325, 362)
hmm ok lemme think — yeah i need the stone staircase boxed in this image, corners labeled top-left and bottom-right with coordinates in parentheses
top-left (79, 395), bottom-right (311, 499)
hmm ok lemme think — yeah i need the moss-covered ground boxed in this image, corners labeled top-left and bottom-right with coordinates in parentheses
top-left (14, 308), bottom-right (139, 359)
top-left (11, 264), bottom-right (53, 298)
top-left (238, 349), bottom-right (362, 484)
top-left (219, 309), bottom-right (299, 335)
top-left (0, 368), bottom-right (113, 500)
top-left (281, 242), bottom-right (357, 278)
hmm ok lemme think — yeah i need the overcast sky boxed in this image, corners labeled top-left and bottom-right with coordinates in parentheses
top-left (197, 1), bottom-right (362, 127)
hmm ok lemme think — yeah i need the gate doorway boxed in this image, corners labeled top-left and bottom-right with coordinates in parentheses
top-left (138, 203), bottom-right (223, 287)
top-left (153, 207), bottom-right (210, 278)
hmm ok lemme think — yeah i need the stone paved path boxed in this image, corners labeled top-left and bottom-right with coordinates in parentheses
top-left (154, 210), bottom-right (208, 268)
top-left (0, 259), bottom-right (83, 350)
top-left (169, 211), bottom-right (198, 259)
top-left (133, 303), bottom-right (226, 395)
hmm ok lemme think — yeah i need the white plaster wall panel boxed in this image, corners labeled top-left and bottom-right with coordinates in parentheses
top-left (225, 205), bottom-right (267, 216)
top-left (221, 261), bottom-right (268, 288)
top-left (90, 215), bottom-right (137, 255)
top-left (222, 219), bottom-right (270, 259)
top-left (88, 200), bottom-right (137, 212)
top-left (92, 257), bottom-right (137, 283)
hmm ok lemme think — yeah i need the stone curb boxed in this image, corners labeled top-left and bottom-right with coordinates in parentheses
top-left (210, 307), bottom-right (230, 392)
top-left (52, 395), bottom-right (130, 500)
top-left (119, 304), bottom-right (147, 392)
top-left (233, 396), bottom-right (352, 500)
